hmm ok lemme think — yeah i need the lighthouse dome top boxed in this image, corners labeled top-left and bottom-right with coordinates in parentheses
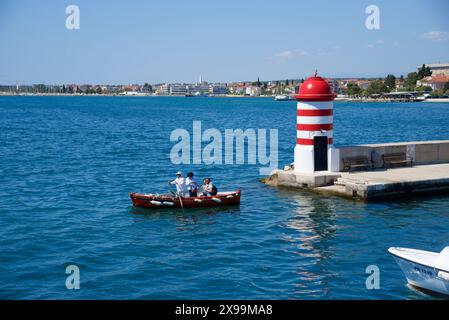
top-left (295, 73), bottom-right (336, 102)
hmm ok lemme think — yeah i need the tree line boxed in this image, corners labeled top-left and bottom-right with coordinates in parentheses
top-left (346, 64), bottom-right (448, 97)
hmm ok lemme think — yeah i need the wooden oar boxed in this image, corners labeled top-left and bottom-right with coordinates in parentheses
top-left (169, 181), bottom-right (185, 213)
top-left (177, 192), bottom-right (185, 214)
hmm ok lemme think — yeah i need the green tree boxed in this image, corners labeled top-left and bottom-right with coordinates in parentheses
top-left (252, 77), bottom-right (262, 87)
top-left (404, 72), bottom-right (419, 91)
top-left (143, 83), bottom-right (152, 92)
top-left (364, 80), bottom-right (389, 96)
top-left (33, 84), bottom-right (47, 93)
top-left (85, 86), bottom-right (96, 94)
top-left (415, 86), bottom-right (432, 92)
top-left (444, 82), bottom-right (449, 92)
top-left (417, 64), bottom-right (432, 79)
top-left (384, 74), bottom-right (396, 90)
top-left (346, 83), bottom-right (361, 96)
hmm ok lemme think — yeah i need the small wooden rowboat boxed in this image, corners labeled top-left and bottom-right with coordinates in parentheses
top-left (130, 190), bottom-right (241, 209)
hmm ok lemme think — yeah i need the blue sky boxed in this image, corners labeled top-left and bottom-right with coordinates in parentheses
top-left (0, 0), bottom-right (448, 84)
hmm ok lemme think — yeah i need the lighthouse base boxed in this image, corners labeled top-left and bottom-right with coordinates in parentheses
top-left (294, 145), bottom-right (340, 173)
top-left (294, 146), bottom-right (314, 173)
top-left (265, 169), bottom-right (341, 189)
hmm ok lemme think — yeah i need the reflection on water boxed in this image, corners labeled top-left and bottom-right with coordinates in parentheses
top-left (129, 205), bottom-right (241, 226)
top-left (277, 190), bottom-right (338, 298)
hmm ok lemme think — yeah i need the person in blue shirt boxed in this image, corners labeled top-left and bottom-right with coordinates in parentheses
top-left (185, 172), bottom-right (198, 197)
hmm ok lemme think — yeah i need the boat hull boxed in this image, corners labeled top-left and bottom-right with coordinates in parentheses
top-left (389, 247), bottom-right (449, 297)
top-left (130, 190), bottom-right (241, 209)
top-left (274, 95), bottom-right (295, 101)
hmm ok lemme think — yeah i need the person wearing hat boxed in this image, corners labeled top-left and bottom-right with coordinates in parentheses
top-left (169, 172), bottom-right (186, 197)
top-left (185, 172), bottom-right (198, 197)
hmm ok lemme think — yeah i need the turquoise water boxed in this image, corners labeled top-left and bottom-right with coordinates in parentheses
top-left (1, 96), bottom-right (449, 299)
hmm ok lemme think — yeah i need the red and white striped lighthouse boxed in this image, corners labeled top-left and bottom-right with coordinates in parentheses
top-left (293, 72), bottom-right (338, 173)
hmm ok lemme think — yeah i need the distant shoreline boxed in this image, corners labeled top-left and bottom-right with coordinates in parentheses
top-left (334, 98), bottom-right (449, 103)
top-left (0, 93), bottom-right (273, 98)
top-left (1, 93), bottom-right (448, 103)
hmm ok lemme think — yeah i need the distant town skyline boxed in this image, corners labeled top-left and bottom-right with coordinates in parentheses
top-left (1, 0), bottom-right (449, 85)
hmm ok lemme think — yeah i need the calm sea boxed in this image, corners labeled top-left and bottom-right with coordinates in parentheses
top-left (1, 96), bottom-right (448, 299)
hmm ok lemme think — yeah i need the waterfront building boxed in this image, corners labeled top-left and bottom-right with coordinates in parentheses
top-left (338, 79), bottom-right (369, 92)
top-left (209, 83), bottom-right (228, 95)
top-left (104, 85), bottom-right (122, 94)
top-left (197, 83), bottom-right (210, 94)
top-left (66, 84), bottom-right (79, 93)
top-left (170, 84), bottom-right (188, 95)
top-left (151, 82), bottom-right (227, 96)
top-left (79, 84), bottom-right (92, 92)
top-left (417, 75), bottom-right (449, 91)
top-left (395, 78), bottom-right (405, 90)
top-left (187, 83), bottom-right (210, 95)
top-left (229, 84), bottom-right (246, 95)
top-left (419, 63), bottom-right (449, 76)
top-left (266, 83), bottom-right (278, 94)
top-left (339, 79), bottom-right (356, 89)
top-left (245, 86), bottom-right (261, 96)
top-left (156, 83), bottom-right (170, 95)
top-left (121, 85), bottom-right (140, 92)
top-left (339, 79), bottom-right (371, 90)
top-left (357, 80), bottom-right (371, 90)
top-left (325, 78), bottom-right (339, 94)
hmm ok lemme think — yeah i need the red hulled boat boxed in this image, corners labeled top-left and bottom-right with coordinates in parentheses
top-left (130, 190), bottom-right (241, 209)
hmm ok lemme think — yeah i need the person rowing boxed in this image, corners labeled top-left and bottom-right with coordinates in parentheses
top-left (185, 172), bottom-right (198, 197)
top-left (169, 171), bottom-right (186, 197)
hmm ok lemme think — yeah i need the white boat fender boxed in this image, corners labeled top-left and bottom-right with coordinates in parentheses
top-left (211, 198), bottom-right (222, 203)
top-left (163, 201), bottom-right (174, 206)
top-left (194, 199), bottom-right (202, 203)
top-left (150, 200), bottom-right (162, 206)
top-left (226, 195), bottom-right (234, 198)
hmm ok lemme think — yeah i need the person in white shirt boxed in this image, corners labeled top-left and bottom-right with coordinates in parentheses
top-left (169, 171), bottom-right (186, 197)
top-left (185, 172), bottom-right (198, 197)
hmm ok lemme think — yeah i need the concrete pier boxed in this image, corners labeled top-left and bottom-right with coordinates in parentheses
top-left (266, 163), bottom-right (449, 200)
top-left (317, 163), bottom-right (449, 200)
top-left (265, 167), bottom-right (341, 188)
top-left (265, 140), bottom-right (449, 201)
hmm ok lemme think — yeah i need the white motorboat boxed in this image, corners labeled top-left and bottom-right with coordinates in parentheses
top-left (389, 246), bottom-right (449, 297)
top-left (274, 94), bottom-right (295, 101)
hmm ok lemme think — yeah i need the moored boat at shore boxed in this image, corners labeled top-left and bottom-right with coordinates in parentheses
top-left (130, 190), bottom-right (241, 209)
top-left (274, 94), bottom-right (295, 101)
top-left (389, 246), bottom-right (449, 297)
